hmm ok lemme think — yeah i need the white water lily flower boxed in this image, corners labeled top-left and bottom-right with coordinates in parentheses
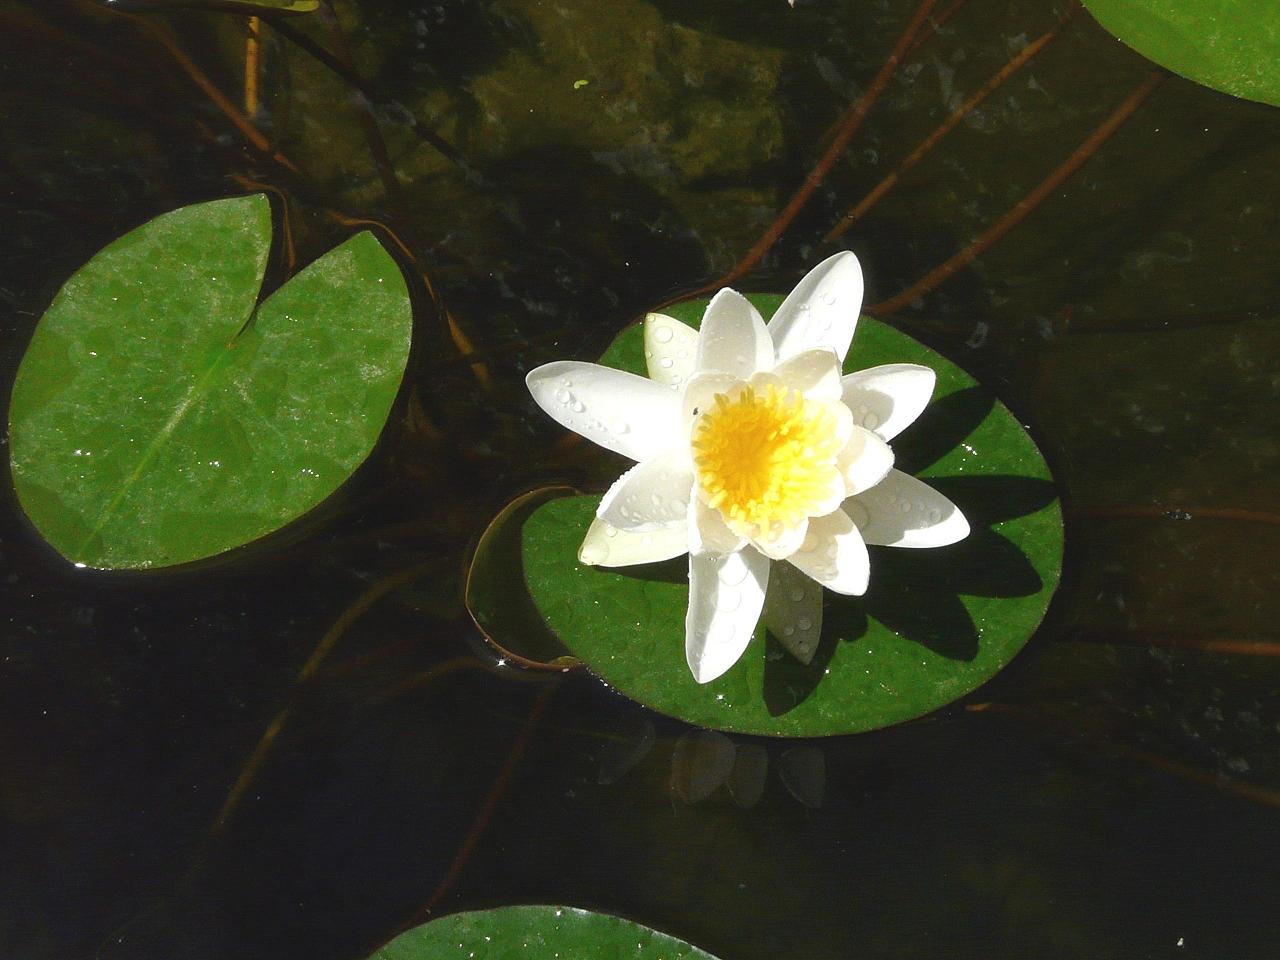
top-left (526, 251), bottom-right (968, 684)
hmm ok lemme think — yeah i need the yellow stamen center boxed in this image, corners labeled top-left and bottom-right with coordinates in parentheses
top-left (692, 383), bottom-right (844, 535)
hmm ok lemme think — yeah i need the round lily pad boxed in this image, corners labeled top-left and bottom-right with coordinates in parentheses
top-left (507, 293), bottom-right (1062, 737)
top-left (1083, 0), bottom-right (1280, 107)
top-left (368, 906), bottom-right (720, 960)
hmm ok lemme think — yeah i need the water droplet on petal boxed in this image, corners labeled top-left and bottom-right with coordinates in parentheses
top-left (862, 412), bottom-right (880, 429)
top-left (612, 419), bottom-right (630, 434)
top-left (718, 562), bottom-right (750, 586)
top-left (654, 325), bottom-right (674, 343)
top-left (660, 357), bottom-right (674, 369)
top-left (928, 509), bottom-right (942, 524)
top-left (789, 588), bottom-right (805, 602)
top-left (822, 292), bottom-right (836, 305)
top-left (555, 388), bottom-right (571, 404)
top-left (604, 525), bottom-right (619, 538)
top-left (797, 617), bottom-right (812, 631)
top-left (570, 399), bottom-right (586, 413)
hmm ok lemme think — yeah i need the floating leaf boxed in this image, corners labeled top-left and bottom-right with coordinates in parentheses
top-left (369, 906), bottom-right (720, 960)
top-left (1082, 0), bottom-right (1280, 107)
top-left (498, 294), bottom-right (1063, 736)
top-left (8, 195), bottom-right (412, 569)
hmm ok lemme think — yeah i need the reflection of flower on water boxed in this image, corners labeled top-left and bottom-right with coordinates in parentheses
top-left (527, 253), bottom-right (968, 684)
top-left (594, 717), bottom-right (825, 809)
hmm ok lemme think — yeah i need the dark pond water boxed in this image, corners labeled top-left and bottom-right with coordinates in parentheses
top-left (3, 1), bottom-right (1280, 958)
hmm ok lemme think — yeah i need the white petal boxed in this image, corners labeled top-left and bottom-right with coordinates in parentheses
top-left (526, 360), bottom-right (680, 462)
top-left (688, 497), bottom-right (745, 556)
top-left (578, 517), bottom-right (688, 567)
top-left (767, 251), bottom-right (864, 363)
top-left (695, 289), bottom-right (772, 379)
top-left (686, 547), bottom-right (769, 684)
top-left (838, 424), bottom-right (895, 496)
top-left (749, 515), bottom-right (810, 561)
top-left (763, 561), bottom-right (824, 665)
top-left (596, 451), bottom-right (693, 531)
top-left (644, 313), bottom-right (699, 391)
top-left (841, 363), bottom-right (936, 441)
top-left (771, 348), bottom-right (843, 401)
top-left (682, 371), bottom-right (740, 432)
top-left (787, 509), bottom-right (869, 596)
top-left (846, 469), bottom-right (970, 548)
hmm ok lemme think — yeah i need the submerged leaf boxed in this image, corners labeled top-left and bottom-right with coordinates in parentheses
top-left (9, 195), bottom-right (412, 569)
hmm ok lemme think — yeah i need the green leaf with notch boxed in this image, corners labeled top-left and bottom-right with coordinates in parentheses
top-left (9, 195), bottom-right (412, 569)
top-left (368, 906), bottom-right (720, 960)
top-left (494, 294), bottom-right (1063, 736)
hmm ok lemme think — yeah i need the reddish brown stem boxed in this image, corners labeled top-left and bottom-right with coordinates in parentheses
top-left (905, 0), bottom-right (971, 55)
top-left (209, 561), bottom-right (443, 834)
top-left (404, 681), bottom-right (560, 926)
top-left (120, 11), bottom-right (302, 174)
top-left (1070, 631), bottom-right (1280, 659)
top-left (825, 9), bottom-right (1073, 244)
top-left (708, 0), bottom-right (940, 291)
top-left (870, 70), bottom-right (1164, 315)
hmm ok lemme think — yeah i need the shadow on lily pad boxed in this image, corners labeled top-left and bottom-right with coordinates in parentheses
top-left (761, 473), bottom-right (1057, 717)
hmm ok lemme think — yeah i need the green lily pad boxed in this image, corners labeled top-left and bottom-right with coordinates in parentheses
top-left (1082, 0), bottom-right (1280, 107)
top-left (368, 906), bottom-right (720, 960)
top-left (510, 294), bottom-right (1063, 737)
top-left (8, 195), bottom-right (412, 570)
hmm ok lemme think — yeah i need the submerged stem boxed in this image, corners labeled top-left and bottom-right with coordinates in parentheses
top-left (869, 70), bottom-right (1165, 315)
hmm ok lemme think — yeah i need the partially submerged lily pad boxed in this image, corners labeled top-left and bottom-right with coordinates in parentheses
top-left (8, 195), bottom-right (412, 569)
top-left (466, 486), bottom-right (583, 669)
top-left (1083, 0), bottom-right (1280, 107)
top-left (498, 294), bottom-right (1062, 736)
top-left (369, 905), bottom-right (720, 960)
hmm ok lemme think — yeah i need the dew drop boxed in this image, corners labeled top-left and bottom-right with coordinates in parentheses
top-left (789, 588), bottom-right (805, 602)
top-left (862, 412), bottom-right (880, 429)
top-left (612, 419), bottom-right (630, 434)
top-left (797, 617), bottom-right (812, 631)
top-left (822, 292), bottom-right (837, 305)
top-left (928, 509), bottom-right (942, 523)
top-left (570, 399), bottom-right (586, 413)
top-left (718, 562), bottom-right (750, 586)
top-left (783, 626), bottom-right (795, 637)
top-left (660, 357), bottom-right (674, 369)
top-left (900, 501), bottom-right (912, 513)
top-left (654, 325), bottom-right (674, 343)
top-left (603, 525), bottom-right (619, 538)
top-left (676, 349), bottom-right (688, 359)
